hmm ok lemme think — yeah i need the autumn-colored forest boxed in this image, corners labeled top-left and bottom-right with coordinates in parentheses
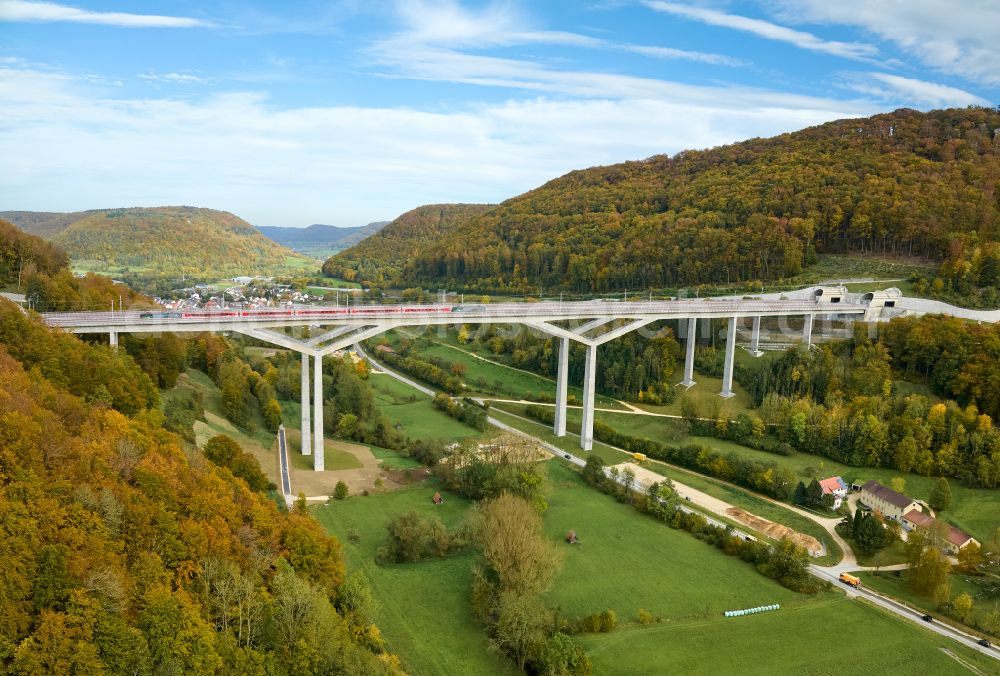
top-left (323, 203), bottom-right (491, 285)
top-left (0, 299), bottom-right (397, 672)
top-left (2, 206), bottom-right (312, 281)
top-left (324, 108), bottom-right (1000, 295)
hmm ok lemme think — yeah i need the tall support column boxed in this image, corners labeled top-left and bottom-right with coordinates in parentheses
top-left (681, 317), bottom-right (696, 387)
top-left (300, 353), bottom-right (311, 455)
top-left (109, 331), bottom-right (118, 349)
top-left (313, 354), bottom-right (324, 471)
top-left (721, 316), bottom-right (736, 398)
top-left (553, 337), bottom-right (569, 437)
top-left (750, 316), bottom-right (762, 356)
top-left (580, 343), bottom-right (597, 451)
top-left (802, 313), bottom-right (814, 346)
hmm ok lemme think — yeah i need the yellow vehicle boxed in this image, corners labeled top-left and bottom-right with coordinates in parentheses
top-left (632, 452), bottom-right (647, 463)
top-left (839, 573), bottom-right (861, 588)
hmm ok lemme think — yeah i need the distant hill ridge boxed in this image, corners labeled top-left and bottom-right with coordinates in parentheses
top-left (330, 107), bottom-right (1000, 293)
top-left (323, 204), bottom-right (493, 285)
top-left (256, 221), bottom-right (389, 254)
top-left (1, 206), bottom-right (312, 279)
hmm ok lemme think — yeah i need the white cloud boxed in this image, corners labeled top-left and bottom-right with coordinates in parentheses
top-left (770, 0), bottom-right (1000, 86)
top-left (138, 72), bottom-right (212, 85)
top-left (0, 1), bottom-right (209, 28)
top-left (369, 41), bottom-right (860, 113)
top-left (644, 1), bottom-right (878, 60)
top-left (386, 0), bottom-right (744, 70)
top-left (0, 65), bottom-right (875, 227)
top-left (843, 72), bottom-right (989, 108)
top-left (623, 44), bottom-right (747, 67)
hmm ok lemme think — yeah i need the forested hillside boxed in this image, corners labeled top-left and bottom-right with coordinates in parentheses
top-left (1, 218), bottom-right (153, 311)
top-left (0, 219), bottom-right (68, 286)
top-left (0, 211), bottom-right (92, 239)
top-left (322, 204), bottom-right (492, 286)
top-left (257, 221), bottom-right (389, 256)
top-left (368, 107), bottom-right (1000, 293)
top-left (0, 299), bottom-right (398, 674)
top-left (3, 207), bottom-right (313, 280)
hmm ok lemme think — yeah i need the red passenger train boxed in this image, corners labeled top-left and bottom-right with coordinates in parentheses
top-left (140, 305), bottom-right (463, 320)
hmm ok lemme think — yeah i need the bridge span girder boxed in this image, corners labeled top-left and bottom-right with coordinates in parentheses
top-left (43, 300), bottom-right (868, 468)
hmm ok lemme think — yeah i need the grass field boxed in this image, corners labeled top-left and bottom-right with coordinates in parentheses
top-left (369, 445), bottom-right (424, 470)
top-left (368, 373), bottom-right (487, 441)
top-left (386, 329), bottom-right (624, 409)
top-left (780, 254), bottom-right (934, 288)
top-left (312, 482), bottom-right (517, 675)
top-left (577, 595), bottom-right (994, 675)
top-left (313, 458), bottom-right (995, 674)
top-left (541, 463), bottom-right (804, 620)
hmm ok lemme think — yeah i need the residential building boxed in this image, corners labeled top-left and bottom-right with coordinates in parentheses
top-left (819, 476), bottom-right (848, 509)
top-left (859, 480), bottom-right (921, 523)
top-left (902, 510), bottom-right (979, 554)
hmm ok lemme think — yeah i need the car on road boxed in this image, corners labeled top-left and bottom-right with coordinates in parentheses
top-left (978, 638), bottom-right (991, 647)
top-left (921, 614), bottom-right (933, 622)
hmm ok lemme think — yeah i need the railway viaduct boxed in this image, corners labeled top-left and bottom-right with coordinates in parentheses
top-left (43, 294), bottom-right (871, 471)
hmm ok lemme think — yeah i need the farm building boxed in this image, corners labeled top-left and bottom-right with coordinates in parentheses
top-left (859, 480), bottom-right (921, 523)
top-left (902, 510), bottom-right (979, 555)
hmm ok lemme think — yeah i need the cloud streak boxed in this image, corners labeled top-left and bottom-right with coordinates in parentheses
top-left (644, 1), bottom-right (878, 60)
top-left (0, 1), bottom-right (209, 28)
top-left (843, 72), bottom-right (989, 108)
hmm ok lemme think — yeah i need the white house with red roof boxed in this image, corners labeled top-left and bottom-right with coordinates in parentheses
top-left (819, 476), bottom-right (848, 509)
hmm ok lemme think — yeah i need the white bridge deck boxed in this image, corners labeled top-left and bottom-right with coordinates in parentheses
top-left (42, 298), bottom-right (865, 333)
top-left (40, 298), bottom-right (867, 469)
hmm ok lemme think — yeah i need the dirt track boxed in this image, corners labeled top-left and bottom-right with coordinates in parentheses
top-left (610, 462), bottom-right (823, 556)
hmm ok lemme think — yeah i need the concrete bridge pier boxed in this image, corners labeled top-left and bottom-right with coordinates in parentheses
top-left (750, 316), bottom-right (762, 356)
top-left (109, 331), bottom-right (118, 349)
top-left (580, 343), bottom-right (597, 451)
top-left (313, 353), bottom-right (325, 471)
top-left (553, 337), bottom-right (569, 437)
top-left (681, 317), bottom-right (697, 387)
top-left (802, 313), bottom-right (814, 346)
top-left (721, 316), bottom-right (737, 398)
top-left (300, 352), bottom-right (311, 455)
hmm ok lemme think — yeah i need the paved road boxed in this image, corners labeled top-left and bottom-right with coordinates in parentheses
top-left (811, 565), bottom-right (998, 661)
top-left (276, 424), bottom-right (292, 501)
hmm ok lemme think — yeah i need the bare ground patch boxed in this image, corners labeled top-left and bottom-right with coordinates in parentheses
top-left (725, 507), bottom-right (822, 555)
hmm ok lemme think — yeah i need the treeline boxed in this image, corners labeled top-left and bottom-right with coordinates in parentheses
top-left (0, 299), bottom-right (158, 414)
top-left (433, 393), bottom-right (488, 431)
top-left (524, 405), bottom-right (796, 499)
top-left (879, 315), bottom-right (1000, 419)
top-left (378, 107), bottom-right (1000, 293)
top-left (0, 309), bottom-right (399, 673)
top-left (0, 218), bottom-right (67, 285)
top-left (923, 240), bottom-right (1000, 308)
top-left (376, 348), bottom-right (464, 394)
top-left (582, 456), bottom-right (818, 593)
top-left (466, 323), bottom-right (679, 403)
top-left (734, 328), bottom-right (1000, 487)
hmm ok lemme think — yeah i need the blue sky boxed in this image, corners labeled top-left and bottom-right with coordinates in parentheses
top-left (1, 1), bottom-right (997, 227)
